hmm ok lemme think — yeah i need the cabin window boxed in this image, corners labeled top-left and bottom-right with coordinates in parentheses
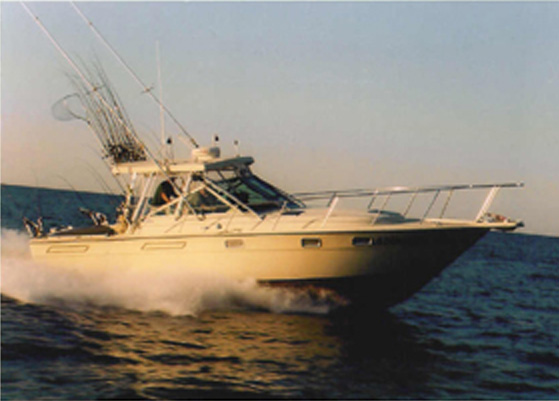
top-left (214, 174), bottom-right (303, 211)
top-left (352, 237), bottom-right (373, 247)
top-left (225, 239), bottom-right (244, 249)
top-left (301, 238), bottom-right (322, 248)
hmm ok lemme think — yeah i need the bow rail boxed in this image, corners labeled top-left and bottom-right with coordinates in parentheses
top-left (294, 182), bottom-right (523, 201)
top-left (294, 182), bottom-right (524, 226)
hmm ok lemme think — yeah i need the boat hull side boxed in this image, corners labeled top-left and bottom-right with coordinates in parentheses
top-left (29, 226), bottom-right (489, 307)
top-left (261, 226), bottom-right (488, 307)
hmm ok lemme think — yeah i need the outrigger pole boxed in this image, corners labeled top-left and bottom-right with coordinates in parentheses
top-left (20, 3), bottom-right (149, 162)
top-left (70, 2), bottom-right (200, 150)
top-left (20, 3), bottom-right (199, 226)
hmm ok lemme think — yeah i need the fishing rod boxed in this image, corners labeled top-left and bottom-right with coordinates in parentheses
top-left (3, 190), bottom-right (45, 236)
top-left (20, 3), bottom-right (145, 162)
top-left (79, 158), bottom-right (119, 198)
top-left (55, 174), bottom-right (92, 207)
top-left (79, 157), bottom-right (129, 221)
top-left (53, 69), bottom-right (139, 163)
top-left (20, 3), bottom-right (188, 210)
top-left (54, 174), bottom-right (111, 226)
top-left (22, 173), bottom-right (66, 236)
top-left (83, 145), bottom-right (127, 195)
top-left (70, 2), bottom-right (200, 150)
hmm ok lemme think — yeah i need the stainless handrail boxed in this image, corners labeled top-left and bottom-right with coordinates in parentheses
top-left (293, 182), bottom-right (524, 201)
top-left (294, 182), bottom-right (524, 226)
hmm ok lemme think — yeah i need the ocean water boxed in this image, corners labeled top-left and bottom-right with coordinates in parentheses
top-left (1, 184), bottom-right (558, 400)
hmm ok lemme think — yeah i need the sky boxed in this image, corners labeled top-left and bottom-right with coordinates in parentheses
top-left (1, 2), bottom-right (558, 237)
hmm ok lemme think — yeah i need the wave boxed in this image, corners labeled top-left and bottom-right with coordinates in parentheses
top-left (1, 229), bottom-right (333, 316)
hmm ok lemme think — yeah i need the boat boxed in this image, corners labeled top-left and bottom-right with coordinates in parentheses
top-left (25, 138), bottom-right (524, 308)
top-left (21, 4), bottom-right (524, 309)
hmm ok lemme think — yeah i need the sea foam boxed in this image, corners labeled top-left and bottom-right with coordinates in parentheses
top-left (1, 229), bottom-right (332, 316)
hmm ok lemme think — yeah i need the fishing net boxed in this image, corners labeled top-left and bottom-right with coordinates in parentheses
top-left (51, 94), bottom-right (86, 122)
top-left (58, 62), bottom-right (147, 164)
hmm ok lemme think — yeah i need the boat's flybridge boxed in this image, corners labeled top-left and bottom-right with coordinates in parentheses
top-left (111, 145), bottom-right (523, 236)
top-left (111, 147), bottom-right (307, 234)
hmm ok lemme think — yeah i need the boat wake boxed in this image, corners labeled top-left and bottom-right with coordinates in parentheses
top-left (1, 230), bottom-right (334, 316)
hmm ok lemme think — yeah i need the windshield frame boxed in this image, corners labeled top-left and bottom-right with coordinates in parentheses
top-left (211, 171), bottom-right (305, 212)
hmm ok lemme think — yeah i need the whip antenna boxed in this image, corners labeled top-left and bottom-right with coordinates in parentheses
top-left (156, 41), bottom-right (166, 150)
top-left (70, 2), bottom-right (200, 149)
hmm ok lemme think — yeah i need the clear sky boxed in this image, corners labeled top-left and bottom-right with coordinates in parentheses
top-left (1, 2), bottom-right (558, 236)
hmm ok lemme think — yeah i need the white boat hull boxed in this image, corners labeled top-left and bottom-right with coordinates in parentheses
top-left (29, 224), bottom-right (490, 308)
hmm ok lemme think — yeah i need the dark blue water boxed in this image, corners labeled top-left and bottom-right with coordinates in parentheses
top-left (2, 184), bottom-right (558, 399)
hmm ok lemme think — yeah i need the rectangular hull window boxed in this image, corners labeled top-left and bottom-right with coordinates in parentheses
top-left (302, 238), bottom-right (322, 248)
top-left (352, 237), bottom-right (373, 247)
top-left (142, 241), bottom-right (186, 251)
top-left (47, 245), bottom-right (89, 254)
top-left (225, 239), bottom-right (244, 248)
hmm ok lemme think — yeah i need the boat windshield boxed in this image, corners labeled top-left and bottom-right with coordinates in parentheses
top-left (214, 174), bottom-right (302, 212)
